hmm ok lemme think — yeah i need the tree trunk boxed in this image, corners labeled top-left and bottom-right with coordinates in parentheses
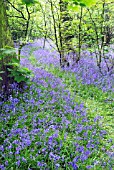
top-left (0, 0), bottom-right (14, 93)
top-left (59, 0), bottom-right (73, 67)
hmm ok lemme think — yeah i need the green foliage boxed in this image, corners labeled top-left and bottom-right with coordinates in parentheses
top-left (0, 47), bottom-right (16, 86)
top-left (64, 0), bottom-right (97, 7)
top-left (7, 58), bottom-right (33, 83)
top-left (0, 46), bottom-right (16, 60)
top-left (21, 0), bottom-right (37, 6)
top-left (0, 47), bottom-right (33, 84)
top-left (0, 71), bottom-right (4, 80)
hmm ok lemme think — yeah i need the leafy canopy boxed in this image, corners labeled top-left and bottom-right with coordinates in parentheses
top-left (64, 0), bottom-right (97, 8)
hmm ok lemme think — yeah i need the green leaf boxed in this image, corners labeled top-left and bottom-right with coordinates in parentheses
top-left (14, 75), bottom-right (29, 83)
top-left (73, 1), bottom-right (79, 5)
top-left (19, 67), bottom-right (32, 74)
top-left (0, 77), bottom-right (3, 80)
top-left (0, 71), bottom-right (4, 74)
top-left (68, 0), bottom-right (97, 9)
top-left (68, 4), bottom-right (80, 11)
top-left (0, 47), bottom-right (16, 57)
top-left (21, 0), bottom-right (37, 6)
top-left (7, 68), bottom-right (13, 72)
top-left (80, 2), bottom-right (86, 7)
top-left (0, 55), bottom-right (3, 60)
top-left (7, 62), bottom-right (19, 67)
top-left (11, 58), bottom-right (20, 64)
top-left (80, 0), bottom-right (97, 6)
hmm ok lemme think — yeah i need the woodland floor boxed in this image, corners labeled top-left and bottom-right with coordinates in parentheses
top-left (0, 40), bottom-right (114, 169)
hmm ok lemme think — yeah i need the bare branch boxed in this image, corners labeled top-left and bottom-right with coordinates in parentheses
top-left (6, 0), bottom-right (27, 20)
top-left (6, 14), bottom-right (26, 19)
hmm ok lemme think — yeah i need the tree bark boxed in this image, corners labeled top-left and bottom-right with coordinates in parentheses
top-left (0, 0), bottom-right (14, 92)
top-left (59, 0), bottom-right (72, 67)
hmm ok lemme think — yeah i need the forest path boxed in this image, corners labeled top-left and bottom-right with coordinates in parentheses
top-left (25, 44), bottom-right (114, 142)
top-left (43, 66), bottom-right (114, 141)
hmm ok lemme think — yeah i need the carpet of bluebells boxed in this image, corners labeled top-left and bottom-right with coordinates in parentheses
top-left (0, 39), bottom-right (114, 169)
top-left (24, 39), bottom-right (114, 92)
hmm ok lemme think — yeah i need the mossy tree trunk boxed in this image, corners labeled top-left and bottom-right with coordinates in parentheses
top-left (0, 0), bottom-right (14, 93)
top-left (0, 0), bottom-right (13, 48)
top-left (59, 0), bottom-right (73, 67)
